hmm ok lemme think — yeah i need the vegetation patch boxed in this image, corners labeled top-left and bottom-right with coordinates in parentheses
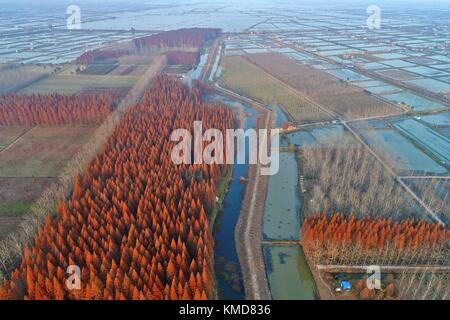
top-left (221, 56), bottom-right (331, 123)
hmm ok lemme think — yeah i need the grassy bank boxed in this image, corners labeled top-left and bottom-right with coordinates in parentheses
top-left (209, 165), bottom-right (234, 227)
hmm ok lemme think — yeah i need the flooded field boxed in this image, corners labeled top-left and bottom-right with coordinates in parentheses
top-left (382, 92), bottom-right (447, 111)
top-left (393, 119), bottom-right (450, 166)
top-left (420, 112), bottom-right (450, 127)
top-left (360, 129), bottom-right (447, 174)
top-left (284, 125), bottom-right (355, 147)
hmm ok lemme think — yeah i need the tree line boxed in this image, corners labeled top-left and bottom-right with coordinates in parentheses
top-left (0, 93), bottom-right (114, 126)
top-left (133, 28), bottom-right (221, 52)
top-left (302, 213), bottom-right (449, 266)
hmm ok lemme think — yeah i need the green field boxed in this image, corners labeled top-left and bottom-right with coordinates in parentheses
top-left (0, 202), bottom-right (32, 216)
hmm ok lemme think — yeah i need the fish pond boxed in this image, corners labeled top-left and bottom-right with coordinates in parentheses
top-left (263, 245), bottom-right (318, 300)
top-left (360, 129), bottom-right (447, 174)
top-left (393, 118), bottom-right (450, 166)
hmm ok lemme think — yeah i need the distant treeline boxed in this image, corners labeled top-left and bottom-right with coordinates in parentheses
top-left (133, 28), bottom-right (221, 51)
top-left (75, 28), bottom-right (221, 65)
top-left (0, 93), bottom-right (114, 126)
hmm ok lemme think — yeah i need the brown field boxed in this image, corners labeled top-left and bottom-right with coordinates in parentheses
top-left (117, 54), bottom-right (156, 66)
top-left (245, 53), bottom-right (402, 120)
top-left (0, 125), bottom-right (95, 238)
top-left (0, 126), bottom-right (30, 151)
top-left (0, 177), bottom-right (55, 203)
top-left (0, 64), bottom-right (54, 94)
top-left (0, 126), bottom-right (96, 177)
top-left (78, 86), bottom-right (131, 98)
top-left (0, 177), bottom-right (55, 239)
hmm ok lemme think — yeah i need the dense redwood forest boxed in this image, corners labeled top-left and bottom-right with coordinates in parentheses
top-left (75, 49), bottom-right (130, 64)
top-left (133, 28), bottom-right (221, 51)
top-left (0, 76), bottom-right (235, 300)
top-left (0, 93), bottom-right (114, 126)
top-left (165, 51), bottom-right (200, 65)
top-left (302, 213), bottom-right (449, 265)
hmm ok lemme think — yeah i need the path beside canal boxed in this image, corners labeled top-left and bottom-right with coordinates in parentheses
top-left (235, 111), bottom-right (272, 300)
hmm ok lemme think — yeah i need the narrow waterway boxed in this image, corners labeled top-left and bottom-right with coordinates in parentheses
top-left (203, 91), bottom-right (317, 300)
top-left (187, 52), bottom-right (209, 86)
top-left (204, 93), bottom-right (259, 299)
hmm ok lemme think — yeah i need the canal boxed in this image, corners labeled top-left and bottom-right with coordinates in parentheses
top-left (204, 93), bottom-right (259, 299)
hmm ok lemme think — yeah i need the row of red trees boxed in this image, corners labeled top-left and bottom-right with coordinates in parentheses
top-left (0, 76), bottom-right (235, 300)
top-left (302, 213), bottom-right (449, 251)
top-left (75, 49), bottom-right (130, 65)
top-left (165, 51), bottom-right (200, 66)
top-left (133, 28), bottom-right (221, 51)
top-left (0, 93), bottom-right (114, 126)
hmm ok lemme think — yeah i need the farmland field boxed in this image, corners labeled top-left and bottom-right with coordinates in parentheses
top-left (0, 126), bottom-right (30, 151)
top-left (245, 53), bottom-right (402, 120)
top-left (0, 177), bottom-right (55, 239)
top-left (20, 74), bottom-right (139, 95)
top-left (0, 64), bottom-right (54, 94)
top-left (220, 56), bottom-right (332, 123)
top-left (0, 125), bottom-right (98, 239)
top-left (0, 126), bottom-right (96, 177)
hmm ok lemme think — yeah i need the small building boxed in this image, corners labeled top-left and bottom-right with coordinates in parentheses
top-left (280, 122), bottom-right (297, 132)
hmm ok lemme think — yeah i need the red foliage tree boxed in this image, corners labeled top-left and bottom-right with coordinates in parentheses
top-left (0, 75), bottom-right (235, 300)
top-left (0, 93), bottom-right (114, 126)
top-left (302, 213), bottom-right (449, 253)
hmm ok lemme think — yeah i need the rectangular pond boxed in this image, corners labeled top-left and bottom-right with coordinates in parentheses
top-left (263, 152), bottom-right (301, 241)
top-left (381, 92), bottom-right (446, 111)
top-left (360, 129), bottom-right (447, 174)
top-left (405, 78), bottom-right (450, 94)
top-left (393, 118), bottom-right (450, 166)
top-left (420, 112), bottom-right (450, 127)
top-left (326, 68), bottom-right (371, 82)
top-left (263, 245), bottom-right (318, 300)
